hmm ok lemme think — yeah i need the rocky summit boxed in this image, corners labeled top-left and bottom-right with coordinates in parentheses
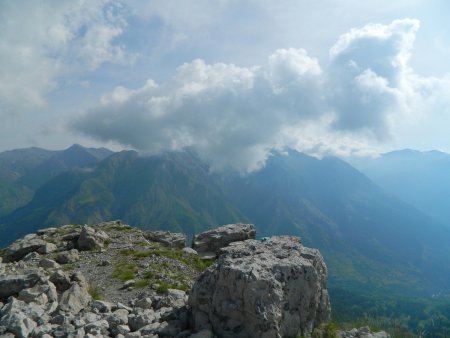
top-left (189, 236), bottom-right (330, 338)
top-left (0, 220), bottom-right (386, 338)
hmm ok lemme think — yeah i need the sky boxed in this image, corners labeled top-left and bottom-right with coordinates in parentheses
top-left (1, 0), bottom-right (450, 172)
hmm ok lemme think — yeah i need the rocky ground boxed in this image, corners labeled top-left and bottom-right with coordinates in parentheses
top-left (0, 221), bottom-right (390, 338)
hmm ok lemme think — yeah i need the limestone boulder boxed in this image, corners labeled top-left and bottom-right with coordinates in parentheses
top-left (55, 249), bottom-right (80, 264)
top-left (3, 235), bottom-right (47, 262)
top-left (49, 270), bottom-right (72, 292)
top-left (0, 270), bottom-right (44, 300)
top-left (0, 310), bottom-right (37, 338)
top-left (58, 282), bottom-right (92, 314)
top-left (18, 281), bottom-right (58, 305)
top-left (155, 289), bottom-right (187, 309)
top-left (191, 223), bottom-right (256, 257)
top-left (37, 242), bottom-right (58, 254)
top-left (188, 236), bottom-right (330, 338)
top-left (144, 231), bottom-right (186, 249)
top-left (0, 298), bottom-right (45, 338)
top-left (39, 258), bottom-right (60, 269)
top-left (77, 225), bottom-right (109, 251)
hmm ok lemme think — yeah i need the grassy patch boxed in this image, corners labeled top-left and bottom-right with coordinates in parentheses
top-left (118, 245), bottom-right (214, 272)
top-left (312, 322), bottom-right (340, 338)
top-left (156, 281), bottom-right (190, 294)
top-left (55, 226), bottom-right (79, 236)
top-left (111, 261), bottom-right (138, 281)
top-left (142, 271), bottom-right (154, 279)
top-left (114, 244), bottom-right (214, 292)
top-left (190, 257), bottom-right (214, 272)
top-left (61, 263), bottom-right (75, 272)
top-left (135, 279), bottom-right (151, 288)
top-left (88, 287), bottom-right (103, 300)
top-left (135, 271), bottom-right (155, 288)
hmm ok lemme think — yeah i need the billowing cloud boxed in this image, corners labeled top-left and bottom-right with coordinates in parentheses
top-left (73, 49), bottom-right (323, 172)
top-left (0, 0), bottom-right (129, 119)
top-left (73, 18), bottom-right (450, 171)
top-left (327, 19), bottom-right (420, 138)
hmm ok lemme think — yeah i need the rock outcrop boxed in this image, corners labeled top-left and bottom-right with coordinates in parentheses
top-left (192, 223), bottom-right (256, 258)
top-left (3, 234), bottom-right (47, 262)
top-left (78, 225), bottom-right (110, 250)
top-left (0, 221), bottom-right (201, 337)
top-left (188, 236), bottom-right (331, 338)
top-left (0, 221), bottom-right (335, 338)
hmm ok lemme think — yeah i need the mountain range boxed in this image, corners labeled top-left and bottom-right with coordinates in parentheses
top-left (347, 149), bottom-right (450, 227)
top-left (1, 145), bottom-right (450, 298)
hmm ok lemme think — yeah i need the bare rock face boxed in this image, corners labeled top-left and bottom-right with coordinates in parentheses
top-left (55, 249), bottom-right (80, 264)
top-left (0, 270), bottom-right (45, 300)
top-left (3, 235), bottom-right (47, 262)
top-left (192, 223), bottom-right (256, 258)
top-left (144, 231), bottom-right (186, 249)
top-left (188, 236), bottom-right (331, 338)
top-left (77, 225), bottom-right (109, 251)
top-left (58, 282), bottom-right (92, 315)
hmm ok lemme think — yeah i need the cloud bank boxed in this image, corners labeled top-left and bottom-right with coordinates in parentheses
top-left (72, 18), bottom-right (449, 172)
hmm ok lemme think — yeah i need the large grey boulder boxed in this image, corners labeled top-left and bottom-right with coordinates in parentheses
top-left (191, 223), bottom-right (256, 257)
top-left (18, 281), bottom-right (58, 305)
top-left (3, 234), bottom-right (47, 262)
top-left (128, 309), bottom-right (158, 331)
top-left (56, 249), bottom-right (80, 264)
top-left (155, 289), bottom-right (187, 309)
top-left (0, 310), bottom-right (37, 338)
top-left (0, 298), bottom-right (44, 338)
top-left (37, 242), bottom-right (58, 254)
top-left (145, 231), bottom-right (186, 249)
top-left (58, 282), bottom-right (92, 314)
top-left (188, 236), bottom-right (330, 338)
top-left (107, 309), bottom-right (129, 328)
top-left (0, 270), bottom-right (44, 300)
top-left (39, 258), bottom-right (60, 269)
top-left (49, 270), bottom-right (72, 292)
top-left (77, 225), bottom-right (109, 251)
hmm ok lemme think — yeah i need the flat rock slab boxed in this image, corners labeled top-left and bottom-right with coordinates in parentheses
top-left (3, 235), bottom-right (47, 262)
top-left (192, 223), bottom-right (256, 256)
top-left (144, 231), bottom-right (186, 249)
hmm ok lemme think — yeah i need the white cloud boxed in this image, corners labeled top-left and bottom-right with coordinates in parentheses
top-left (0, 0), bottom-right (130, 119)
top-left (326, 19), bottom-right (421, 138)
top-left (73, 17), bottom-right (450, 171)
top-left (73, 49), bottom-right (324, 172)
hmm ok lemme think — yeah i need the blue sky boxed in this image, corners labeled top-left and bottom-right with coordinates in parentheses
top-left (1, 0), bottom-right (450, 171)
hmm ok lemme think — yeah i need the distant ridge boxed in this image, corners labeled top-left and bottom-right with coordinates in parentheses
top-left (0, 144), bottom-right (114, 216)
top-left (347, 149), bottom-right (450, 226)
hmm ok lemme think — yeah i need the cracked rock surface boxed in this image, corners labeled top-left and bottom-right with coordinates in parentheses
top-left (189, 236), bottom-right (331, 338)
